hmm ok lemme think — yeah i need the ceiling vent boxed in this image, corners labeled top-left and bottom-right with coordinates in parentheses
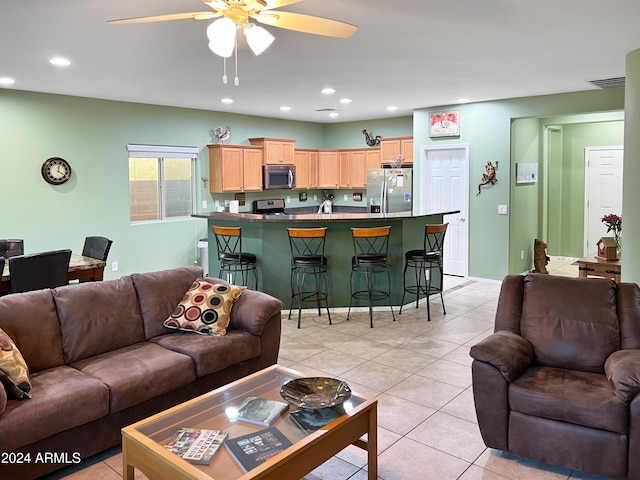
top-left (587, 77), bottom-right (626, 89)
top-left (315, 108), bottom-right (339, 112)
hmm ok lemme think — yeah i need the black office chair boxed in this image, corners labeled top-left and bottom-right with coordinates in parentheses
top-left (399, 223), bottom-right (448, 321)
top-left (347, 225), bottom-right (395, 328)
top-left (212, 226), bottom-right (258, 289)
top-left (0, 239), bottom-right (24, 258)
top-left (82, 236), bottom-right (113, 261)
top-left (9, 249), bottom-right (72, 293)
top-left (287, 227), bottom-right (332, 328)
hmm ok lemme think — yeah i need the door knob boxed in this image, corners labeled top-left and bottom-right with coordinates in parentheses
top-left (460, 218), bottom-right (466, 222)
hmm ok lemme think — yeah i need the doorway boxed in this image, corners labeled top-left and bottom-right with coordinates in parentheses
top-left (420, 145), bottom-right (469, 277)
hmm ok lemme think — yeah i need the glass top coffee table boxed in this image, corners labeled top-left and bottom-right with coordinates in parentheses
top-left (122, 364), bottom-right (377, 480)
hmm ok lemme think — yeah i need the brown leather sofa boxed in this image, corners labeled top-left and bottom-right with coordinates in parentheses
top-left (0, 266), bottom-right (282, 479)
top-left (470, 274), bottom-right (640, 479)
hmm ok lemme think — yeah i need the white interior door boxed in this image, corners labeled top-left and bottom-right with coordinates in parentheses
top-left (420, 145), bottom-right (469, 277)
top-left (584, 147), bottom-right (623, 255)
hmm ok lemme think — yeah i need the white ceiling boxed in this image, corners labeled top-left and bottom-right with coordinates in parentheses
top-left (2, 1), bottom-right (639, 123)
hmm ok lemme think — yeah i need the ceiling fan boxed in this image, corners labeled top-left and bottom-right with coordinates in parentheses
top-left (108, 0), bottom-right (357, 85)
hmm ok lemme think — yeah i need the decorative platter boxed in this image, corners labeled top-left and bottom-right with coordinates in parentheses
top-left (280, 377), bottom-right (352, 408)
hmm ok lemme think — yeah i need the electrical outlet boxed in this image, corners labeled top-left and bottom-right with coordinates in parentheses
top-left (286, 196), bottom-right (291, 203)
top-left (214, 200), bottom-right (220, 208)
top-left (201, 200), bottom-right (208, 209)
top-left (520, 250), bottom-right (524, 260)
top-left (313, 194), bottom-right (317, 201)
top-left (111, 260), bottom-right (118, 272)
top-left (498, 204), bottom-right (508, 215)
top-left (343, 194), bottom-right (348, 201)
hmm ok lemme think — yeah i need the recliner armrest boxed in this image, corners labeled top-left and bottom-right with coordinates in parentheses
top-left (228, 289), bottom-right (284, 336)
top-left (470, 330), bottom-right (533, 382)
top-left (605, 349), bottom-right (640, 403)
top-left (0, 384), bottom-right (6, 414)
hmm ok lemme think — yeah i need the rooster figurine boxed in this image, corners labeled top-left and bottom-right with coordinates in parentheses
top-left (362, 129), bottom-right (381, 147)
top-left (214, 125), bottom-right (231, 143)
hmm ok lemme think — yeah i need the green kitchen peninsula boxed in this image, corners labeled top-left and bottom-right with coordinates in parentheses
top-left (192, 209), bottom-right (459, 310)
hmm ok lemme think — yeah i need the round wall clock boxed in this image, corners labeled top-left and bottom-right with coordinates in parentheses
top-left (41, 157), bottom-right (72, 185)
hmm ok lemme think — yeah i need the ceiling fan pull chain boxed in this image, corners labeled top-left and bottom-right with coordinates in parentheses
top-left (234, 35), bottom-right (239, 86)
top-left (222, 57), bottom-right (228, 84)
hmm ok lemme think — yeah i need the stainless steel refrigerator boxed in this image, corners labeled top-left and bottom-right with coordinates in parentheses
top-left (367, 168), bottom-right (412, 213)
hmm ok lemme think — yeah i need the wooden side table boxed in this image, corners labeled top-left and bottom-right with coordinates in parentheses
top-left (577, 255), bottom-right (621, 283)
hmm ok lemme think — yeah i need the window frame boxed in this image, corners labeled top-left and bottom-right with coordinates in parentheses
top-left (127, 144), bottom-right (198, 224)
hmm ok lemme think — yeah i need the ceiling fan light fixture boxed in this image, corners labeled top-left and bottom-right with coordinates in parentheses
top-left (207, 17), bottom-right (236, 57)
top-left (244, 23), bottom-right (274, 56)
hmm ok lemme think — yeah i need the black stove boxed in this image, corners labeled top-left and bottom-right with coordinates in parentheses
top-left (253, 199), bottom-right (286, 215)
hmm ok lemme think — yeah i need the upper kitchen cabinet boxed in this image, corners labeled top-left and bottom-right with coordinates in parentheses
top-left (339, 149), bottom-right (367, 189)
top-left (379, 136), bottom-right (413, 165)
top-left (249, 137), bottom-right (296, 165)
top-left (294, 149), bottom-right (319, 189)
top-left (208, 144), bottom-right (263, 192)
top-left (318, 151), bottom-right (340, 189)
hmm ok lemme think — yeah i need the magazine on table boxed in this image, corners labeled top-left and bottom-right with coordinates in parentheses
top-left (234, 396), bottom-right (290, 426)
top-left (289, 407), bottom-right (342, 434)
top-left (225, 426), bottom-right (293, 472)
top-left (164, 428), bottom-right (228, 465)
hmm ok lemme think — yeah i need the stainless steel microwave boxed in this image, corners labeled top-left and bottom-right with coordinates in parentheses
top-left (263, 164), bottom-right (296, 190)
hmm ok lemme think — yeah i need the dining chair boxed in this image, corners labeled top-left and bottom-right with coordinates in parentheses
top-left (82, 236), bottom-right (113, 261)
top-left (0, 239), bottom-right (25, 258)
top-left (212, 226), bottom-right (258, 289)
top-left (9, 249), bottom-right (72, 293)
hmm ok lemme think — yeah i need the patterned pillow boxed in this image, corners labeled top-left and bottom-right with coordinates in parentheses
top-left (0, 327), bottom-right (31, 399)
top-left (164, 280), bottom-right (246, 336)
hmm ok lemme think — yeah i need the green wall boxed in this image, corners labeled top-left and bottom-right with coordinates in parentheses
top-left (1, 87), bottom-right (625, 282)
top-left (413, 89), bottom-right (625, 281)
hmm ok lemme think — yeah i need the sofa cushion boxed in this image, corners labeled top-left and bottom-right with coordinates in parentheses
top-left (131, 266), bottom-right (203, 339)
top-left (164, 280), bottom-right (245, 336)
top-left (0, 365), bottom-right (109, 452)
top-left (521, 275), bottom-right (619, 373)
top-left (0, 327), bottom-right (31, 399)
top-left (70, 342), bottom-right (196, 413)
top-left (509, 366), bottom-right (628, 434)
top-left (54, 277), bottom-right (145, 364)
top-left (0, 289), bottom-right (65, 373)
top-left (150, 329), bottom-right (261, 377)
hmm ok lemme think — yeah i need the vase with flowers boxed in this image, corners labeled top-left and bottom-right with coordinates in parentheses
top-left (602, 213), bottom-right (622, 254)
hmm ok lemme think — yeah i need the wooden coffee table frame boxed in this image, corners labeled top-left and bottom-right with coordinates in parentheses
top-left (122, 365), bottom-right (377, 480)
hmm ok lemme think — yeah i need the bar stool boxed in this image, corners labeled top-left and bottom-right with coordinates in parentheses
top-left (287, 227), bottom-right (331, 328)
top-left (212, 226), bottom-right (258, 289)
top-left (347, 225), bottom-right (395, 328)
top-left (399, 223), bottom-right (448, 321)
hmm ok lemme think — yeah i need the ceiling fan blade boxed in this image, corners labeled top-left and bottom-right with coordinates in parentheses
top-left (254, 11), bottom-right (357, 38)
top-left (108, 12), bottom-right (219, 25)
top-left (263, 0), bottom-right (304, 9)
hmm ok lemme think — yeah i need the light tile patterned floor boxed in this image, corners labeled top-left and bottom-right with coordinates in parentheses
top-left (43, 262), bottom-right (617, 480)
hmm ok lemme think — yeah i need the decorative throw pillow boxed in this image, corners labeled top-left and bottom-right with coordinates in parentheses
top-left (164, 280), bottom-right (245, 336)
top-left (0, 327), bottom-right (31, 399)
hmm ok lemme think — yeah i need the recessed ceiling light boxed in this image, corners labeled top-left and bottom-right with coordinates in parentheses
top-left (0, 77), bottom-right (16, 86)
top-left (321, 87), bottom-right (336, 95)
top-left (280, 106), bottom-right (291, 111)
top-left (329, 112), bottom-right (339, 118)
top-left (220, 98), bottom-right (234, 104)
top-left (339, 98), bottom-right (352, 104)
top-left (386, 105), bottom-right (398, 111)
top-left (49, 57), bottom-right (71, 67)
top-left (457, 98), bottom-right (470, 103)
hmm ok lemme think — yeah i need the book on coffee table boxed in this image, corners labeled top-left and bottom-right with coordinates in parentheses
top-left (164, 428), bottom-right (228, 465)
top-left (234, 396), bottom-right (289, 426)
top-left (289, 407), bottom-right (342, 434)
top-left (226, 426), bottom-right (293, 472)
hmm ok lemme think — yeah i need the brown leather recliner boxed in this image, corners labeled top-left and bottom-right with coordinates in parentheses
top-left (470, 274), bottom-right (640, 480)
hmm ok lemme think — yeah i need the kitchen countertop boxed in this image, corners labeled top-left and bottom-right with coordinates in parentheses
top-left (192, 208), bottom-right (459, 223)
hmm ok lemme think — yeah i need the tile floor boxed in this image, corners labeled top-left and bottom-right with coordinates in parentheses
top-left (43, 259), bottom-right (617, 480)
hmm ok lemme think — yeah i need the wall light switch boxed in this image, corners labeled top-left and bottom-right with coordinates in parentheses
top-left (498, 204), bottom-right (508, 215)
top-left (111, 260), bottom-right (119, 272)
top-left (201, 200), bottom-right (208, 209)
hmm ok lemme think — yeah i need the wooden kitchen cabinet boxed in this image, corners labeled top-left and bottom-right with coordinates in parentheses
top-left (208, 144), bottom-right (263, 192)
top-left (366, 149), bottom-right (381, 171)
top-left (380, 136), bottom-right (413, 165)
top-left (318, 151), bottom-right (340, 189)
top-left (294, 149), bottom-right (319, 189)
top-left (249, 137), bottom-right (296, 165)
top-left (337, 149), bottom-right (368, 189)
